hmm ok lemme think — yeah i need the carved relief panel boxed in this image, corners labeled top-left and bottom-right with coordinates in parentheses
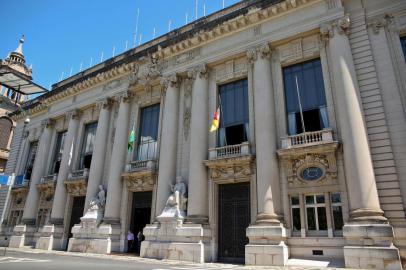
top-left (278, 35), bottom-right (320, 65)
top-left (215, 58), bottom-right (248, 83)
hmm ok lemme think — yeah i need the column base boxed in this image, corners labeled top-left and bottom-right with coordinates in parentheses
top-left (9, 224), bottom-right (36, 248)
top-left (35, 224), bottom-right (66, 250)
top-left (141, 219), bottom-right (212, 263)
top-left (67, 223), bottom-right (121, 254)
top-left (343, 223), bottom-right (402, 270)
top-left (245, 223), bottom-right (289, 266)
top-left (185, 215), bottom-right (208, 224)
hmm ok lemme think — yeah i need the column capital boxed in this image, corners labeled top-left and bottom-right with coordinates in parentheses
top-left (96, 97), bottom-right (113, 110)
top-left (247, 43), bottom-right (272, 63)
top-left (367, 14), bottom-right (394, 35)
top-left (320, 14), bottom-right (351, 41)
top-left (65, 109), bottom-right (81, 121)
top-left (187, 64), bottom-right (209, 80)
top-left (115, 90), bottom-right (133, 103)
top-left (160, 73), bottom-right (181, 90)
top-left (41, 118), bottom-right (55, 130)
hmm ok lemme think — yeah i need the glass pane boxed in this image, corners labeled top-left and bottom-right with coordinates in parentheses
top-left (80, 122), bottom-right (98, 169)
top-left (136, 104), bottom-right (160, 160)
top-left (219, 79), bottom-right (248, 128)
top-left (305, 195), bottom-right (314, 204)
top-left (306, 207), bottom-right (316, 230)
top-left (291, 196), bottom-right (300, 206)
top-left (317, 207), bottom-right (327, 230)
top-left (401, 37), bottom-right (406, 60)
top-left (331, 193), bottom-right (341, 204)
top-left (316, 194), bottom-right (325, 204)
top-left (292, 208), bottom-right (301, 231)
top-left (333, 206), bottom-right (344, 230)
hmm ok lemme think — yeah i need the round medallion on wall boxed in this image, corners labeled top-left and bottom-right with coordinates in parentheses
top-left (301, 166), bottom-right (324, 181)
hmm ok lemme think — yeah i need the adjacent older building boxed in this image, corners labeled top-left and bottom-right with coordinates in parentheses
top-left (2, 0), bottom-right (406, 269)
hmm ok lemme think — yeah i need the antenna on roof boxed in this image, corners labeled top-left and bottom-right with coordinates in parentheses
top-left (203, 3), bottom-right (206, 16)
top-left (222, 0), bottom-right (225, 8)
top-left (125, 40), bottom-right (129, 51)
top-left (79, 62), bottom-right (83, 72)
top-left (153, 28), bottom-right (156, 39)
top-left (69, 67), bottom-right (73, 77)
top-left (138, 34), bottom-right (142, 46)
top-left (60, 71), bottom-right (64, 81)
top-left (112, 46), bottom-right (116, 57)
top-left (195, 0), bottom-right (198, 20)
top-left (185, 13), bottom-right (188, 24)
top-left (90, 57), bottom-right (93, 67)
top-left (134, 8), bottom-right (140, 48)
top-left (168, 20), bottom-right (172, 32)
top-left (100, 51), bottom-right (104, 63)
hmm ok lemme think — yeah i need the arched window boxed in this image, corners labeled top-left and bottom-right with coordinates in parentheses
top-left (0, 117), bottom-right (13, 150)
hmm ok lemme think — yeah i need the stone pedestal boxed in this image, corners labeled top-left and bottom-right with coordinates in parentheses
top-left (343, 224), bottom-right (402, 270)
top-left (141, 219), bottom-right (212, 263)
top-left (67, 223), bottom-right (121, 254)
top-left (245, 224), bottom-right (289, 266)
top-left (35, 224), bottom-right (65, 250)
top-left (9, 224), bottom-right (36, 247)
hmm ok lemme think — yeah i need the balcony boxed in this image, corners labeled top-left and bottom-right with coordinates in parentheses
top-left (122, 160), bottom-right (157, 192)
top-left (205, 142), bottom-right (255, 184)
top-left (281, 129), bottom-right (334, 149)
top-left (64, 169), bottom-right (89, 196)
top-left (37, 174), bottom-right (57, 191)
top-left (208, 142), bottom-right (251, 160)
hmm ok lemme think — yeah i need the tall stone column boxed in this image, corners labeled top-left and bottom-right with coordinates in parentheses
top-left (245, 44), bottom-right (288, 266)
top-left (155, 74), bottom-right (180, 217)
top-left (186, 65), bottom-right (209, 224)
top-left (36, 110), bottom-right (80, 250)
top-left (323, 16), bottom-right (401, 269)
top-left (21, 119), bottom-right (54, 225)
top-left (103, 92), bottom-right (131, 224)
top-left (83, 98), bottom-right (112, 213)
top-left (49, 110), bottom-right (80, 225)
top-left (10, 119), bottom-right (54, 248)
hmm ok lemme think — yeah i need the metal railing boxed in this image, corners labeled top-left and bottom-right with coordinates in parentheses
top-left (208, 142), bottom-right (250, 159)
top-left (67, 168), bottom-right (89, 181)
top-left (40, 174), bottom-right (58, 184)
top-left (281, 129), bottom-right (333, 149)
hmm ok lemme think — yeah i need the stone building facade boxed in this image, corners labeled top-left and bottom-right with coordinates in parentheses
top-left (2, 0), bottom-right (406, 269)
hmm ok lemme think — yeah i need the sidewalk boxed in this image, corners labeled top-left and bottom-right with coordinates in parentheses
top-left (4, 247), bottom-right (354, 270)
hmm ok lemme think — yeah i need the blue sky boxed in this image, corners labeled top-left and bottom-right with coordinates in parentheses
top-left (0, 0), bottom-right (240, 95)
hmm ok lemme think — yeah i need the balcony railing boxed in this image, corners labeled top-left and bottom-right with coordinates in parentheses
top-left (67, 168), bottom-right (89, 181)
top-left (281, 129), bottom-right (333, 149)
top-left (208, 142), bottom-right (250, 160)
top-left (125, 160), bottom-right (156, 172)
top-left (40, 174), bottom-right (58, 184)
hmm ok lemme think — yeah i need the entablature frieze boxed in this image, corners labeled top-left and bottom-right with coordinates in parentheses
top-left (204, 155), bottom-right (255, 184)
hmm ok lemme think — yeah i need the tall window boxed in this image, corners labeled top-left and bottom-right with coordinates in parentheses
top-left (283, 59), bottom-right (328, 135)
top-left (291, 196), bottom-right (301, 233)
top-left (401, 36), bottom-right (406, 60)
top-left (24, 141), bottom-right (38, 181)
top-left (305, 194), bottom-right (327, 231)
top-left (135, 104), bottom-right (160, 161)
top-left (51, 131), bottom-right (67, 174)
top-left (331, 193), bottom-right (344, 231)
top-left (0, 117), bottom-right (12, 150)
top-left (79, 122), bottom-right (97, 169)
top-left (218, 79), bottom-right (249, 147)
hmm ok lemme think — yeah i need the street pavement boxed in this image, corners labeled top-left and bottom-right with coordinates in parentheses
top-left (0, 248), bottom-right (350, 270)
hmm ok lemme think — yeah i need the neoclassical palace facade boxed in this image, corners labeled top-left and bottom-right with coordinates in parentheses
top-left (2, 0), bottom-right (406, 269)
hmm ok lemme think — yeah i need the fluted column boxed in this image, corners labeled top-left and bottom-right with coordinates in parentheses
top-left (248, 44), bottom-right (282, 224)
top-left (83, 98), bottom-right (112, 213)
top-left (49, 110), bottom-right (80, 225)
top-left (21, 119), bottom-right (54, 225)
top-left (322, 16), bottom-right (385, 222)
top-left (103, 92), bottom-right (131, 224)
top-left (155, 75), bottom-right (180, 217)
top-left (186, 65), bottom-right (209, 224)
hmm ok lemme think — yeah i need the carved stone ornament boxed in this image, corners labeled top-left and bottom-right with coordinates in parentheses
top-left (204, 155), bottom-right (255, 184)
top-left (96, 97), bottom-right (113, 110)
top-left (320, 14), bottom-right (351, 43)
top-left (38, 185), bottom-right (55, 208)
top-left (122, 170), bottom-right (156, 192)
top-left (41, 118), bottom-right (55, 130)
top-left (183, 107), bottom-right (191, 141)
top-left (115, 90), bottom-right (133, 103)
top-left (65, 179), bottom-right (87, 196)
top-left (66, 109), bottom-right (81, 121)
top-left (367, 15), bottom-right (393, 35)
top-left (279, 36), bottom-right (319, 64)
top-left (157, 176), bottom-right (188, 221)
top-left (215, 58), bottom-right (248, 83)
top-left (160, 73), bottom-right (180, 90)
top-left (135, 56), bottom-right (163, 87)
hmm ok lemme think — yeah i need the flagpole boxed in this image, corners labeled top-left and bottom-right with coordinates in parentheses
top-left (218, 93), bottom-right (227, 146)
top-left (295, 75), bottom-right (306, 135)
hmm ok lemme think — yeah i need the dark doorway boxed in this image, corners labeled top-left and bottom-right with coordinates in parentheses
top-left (67, 196), bottom-right (85, 249)
top-left (218, 182), bottom-right (250, 264)
top-left (130, 191), bottom-right (152, 253)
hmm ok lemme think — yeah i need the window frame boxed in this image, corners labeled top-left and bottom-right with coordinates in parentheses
top-left (79, 122), bottom-right (98, 170)
top-left (50, 131), bottom-right (67, 174)
top-left (304, 194), bottom-right (327, 232)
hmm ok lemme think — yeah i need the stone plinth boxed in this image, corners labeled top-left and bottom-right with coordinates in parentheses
top-left (67, 223), bottom-right (121, 254)
top-left (35, 224), bottom-right (65, 250)
top-left (9, 224), bottom-right (36, 247)
top-left (141, 220), bottom-right (211, 263)
top-left (245, 224), bottom-right (289, 266)
top-left (343, 224), bottom-right (402, 270)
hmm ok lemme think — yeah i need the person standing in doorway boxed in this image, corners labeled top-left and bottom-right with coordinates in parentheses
top-left (127, 230), bottom-right (134, 253)
top-left (137, 230), bottom-right (144, 254)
